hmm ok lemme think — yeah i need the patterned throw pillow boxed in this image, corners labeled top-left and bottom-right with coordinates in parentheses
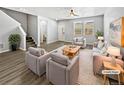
top-left (100, 47), bottom-right (107, 54)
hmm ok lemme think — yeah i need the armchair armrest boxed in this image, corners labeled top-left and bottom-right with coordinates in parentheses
top-left (46, 58), bottom-right (67, 84)
top-left (66, 56), bottom-right (79, 84)
top-left (36, 53), bottom-right (50, 76)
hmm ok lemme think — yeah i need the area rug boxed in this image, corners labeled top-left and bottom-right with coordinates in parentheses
top-left (86, 45), bottom-right (93, 49)
top-left (78, 49), bottom-right (104, 85)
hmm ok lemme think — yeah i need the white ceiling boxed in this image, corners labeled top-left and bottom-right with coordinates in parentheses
top-left (5, 7), bottom-right (107, 20)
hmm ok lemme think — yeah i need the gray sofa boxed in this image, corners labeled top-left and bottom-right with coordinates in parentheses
top-left (73, 37), bottom-right (86, 48)
top-left (25, 47), bottom-right (50, 76)
top-left (46, 52), bottom-right (79, 85)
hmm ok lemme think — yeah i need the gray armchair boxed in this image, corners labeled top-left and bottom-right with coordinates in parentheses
top-left (25, 47), bottom-right (50, 76)
top-left (46, 53), bottom-right (79, 85)
top-left (73, 37), bottom-right (86, 48)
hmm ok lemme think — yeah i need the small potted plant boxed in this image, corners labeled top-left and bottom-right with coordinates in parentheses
top-left (95, 30), bottom-right (104, 39)
top-left (8, 34), bottom-right (21, 51)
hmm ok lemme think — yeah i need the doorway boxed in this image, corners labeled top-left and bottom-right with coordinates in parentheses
top-left (58, 24), bottom-right (65, 41)
top-left (40, 20), bottom-right (47, 44)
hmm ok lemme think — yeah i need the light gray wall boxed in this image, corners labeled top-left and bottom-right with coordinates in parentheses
top-left (58, 15), bottom-right (104, 44)
top-left (0, 8), bottom-right (28, 33)
top-left (0, 10), bottom-right (25, 53)
top-left (47, 19), bottom-right (58, 44)
top-left (38, 16), bottom-right (58, 46)
top-left (27, 15), bottom-right (58, 46)
top-left (27, 14), bottom-right (38, 44)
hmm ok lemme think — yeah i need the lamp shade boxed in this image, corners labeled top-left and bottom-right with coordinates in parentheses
top-left (107, 46), bottom-right (120, 56)
top-left (98, 36), bottom-right (104, 40)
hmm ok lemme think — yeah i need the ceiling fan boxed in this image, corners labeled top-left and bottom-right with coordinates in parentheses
top-left (69, 9), bottom-right (79, 16)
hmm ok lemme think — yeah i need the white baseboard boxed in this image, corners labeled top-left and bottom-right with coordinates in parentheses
top-left (19, 48), bottom-right (26, 51)
top-left (64, 41), bottom-right (72, 43)
top-left (47, 40), bottom-right (58, 44)
top-left (0, 49), bottom-right (10, 53)
top-left (0, 47), bottom-right (26, 54)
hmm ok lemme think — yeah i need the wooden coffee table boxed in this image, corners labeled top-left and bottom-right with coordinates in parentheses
top-left (63, 45), bottom-right (80, 58)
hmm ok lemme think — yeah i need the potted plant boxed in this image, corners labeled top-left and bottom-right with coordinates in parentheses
top-left (95, 30), bottom-right (104, 39)
top-left (8, 34), bottom-right (21, 51)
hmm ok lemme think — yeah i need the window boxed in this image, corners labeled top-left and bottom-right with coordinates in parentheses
top-left (74, 21), bottom-right (94, 36)
top-left (84, 21), bottom-right (94, 35)
top-left (74, 22), bottom-right (83, 36)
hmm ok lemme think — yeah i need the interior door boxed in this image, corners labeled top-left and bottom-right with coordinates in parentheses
top-left (40, 21), bottom-right (47, 43)
top-left (58, 25), bottom-right (65, 41)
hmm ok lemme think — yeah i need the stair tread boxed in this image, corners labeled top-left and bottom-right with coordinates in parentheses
top-left (26, 36), bottom-right (37, 49)
top-left (26, 42), bottom-right (35, 44)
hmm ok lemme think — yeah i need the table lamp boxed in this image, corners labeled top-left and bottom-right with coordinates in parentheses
top-left (98, 36), bottom-right (104, 41)
top-left (107, 46), bottom-right (120, 66)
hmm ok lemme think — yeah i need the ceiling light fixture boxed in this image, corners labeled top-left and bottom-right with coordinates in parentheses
top-left (70, 9), bottom-right (79, 16)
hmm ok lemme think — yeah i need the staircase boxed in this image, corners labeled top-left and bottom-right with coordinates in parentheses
top-left (26, 37), bottom-right (37, 49)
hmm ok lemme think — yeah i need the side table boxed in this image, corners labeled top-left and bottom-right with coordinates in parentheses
top-left (102, 61), bottom-right (124, 85)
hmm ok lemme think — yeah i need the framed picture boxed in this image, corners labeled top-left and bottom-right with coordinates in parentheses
top-left (110, 18), bottom-right (122, 46)
top-left (84, 21), bottom-right (94, 35)
top-left (73, 22), bottom-right (83, 36)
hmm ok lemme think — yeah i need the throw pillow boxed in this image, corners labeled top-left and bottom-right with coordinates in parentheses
top-left (28, 47), bottom-right (41, 57)
top-left (51, 53), bottom-right (70, 66)
top-left (77, 37), bottom-right (82, 42)
top-left (100, 47), bottom-right (107, 55)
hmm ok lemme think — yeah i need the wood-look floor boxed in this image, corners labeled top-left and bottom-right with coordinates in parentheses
top-left (0, 50), bottom-right (51, 85)
top-left (0, 41), bottom-right (70, 85)
top-left (0, 41), bottom-right (95, 85)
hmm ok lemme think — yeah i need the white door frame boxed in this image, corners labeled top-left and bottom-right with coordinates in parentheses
top-left (37, 16), bottom-right (48, 47)
top-left (58, 24), bottom-right (65, 41)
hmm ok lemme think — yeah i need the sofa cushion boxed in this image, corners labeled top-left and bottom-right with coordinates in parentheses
top-left (50, 53), bottom-right (70, 66)
top-left (93, 47), bottom-right (100, 53)
top-left (74, 37), bottom-right (84, 42)
top-left (73, 38), bottom-right (78, 42)
top-left (28, 47), bottom-right (45, 57)
top-left (74, 42), bottom-right (83, 46)
top-left (77, 37), bottom-right (83, 42)
top-left (100, 47), bottom-right (107, 55)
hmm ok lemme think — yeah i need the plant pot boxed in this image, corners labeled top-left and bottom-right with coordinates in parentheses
top-left (11, 44), bottom-right (17, 51)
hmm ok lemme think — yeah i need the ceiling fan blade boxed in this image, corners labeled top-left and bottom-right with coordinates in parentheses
top-left (73, 13), bottom-right (79, 16)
